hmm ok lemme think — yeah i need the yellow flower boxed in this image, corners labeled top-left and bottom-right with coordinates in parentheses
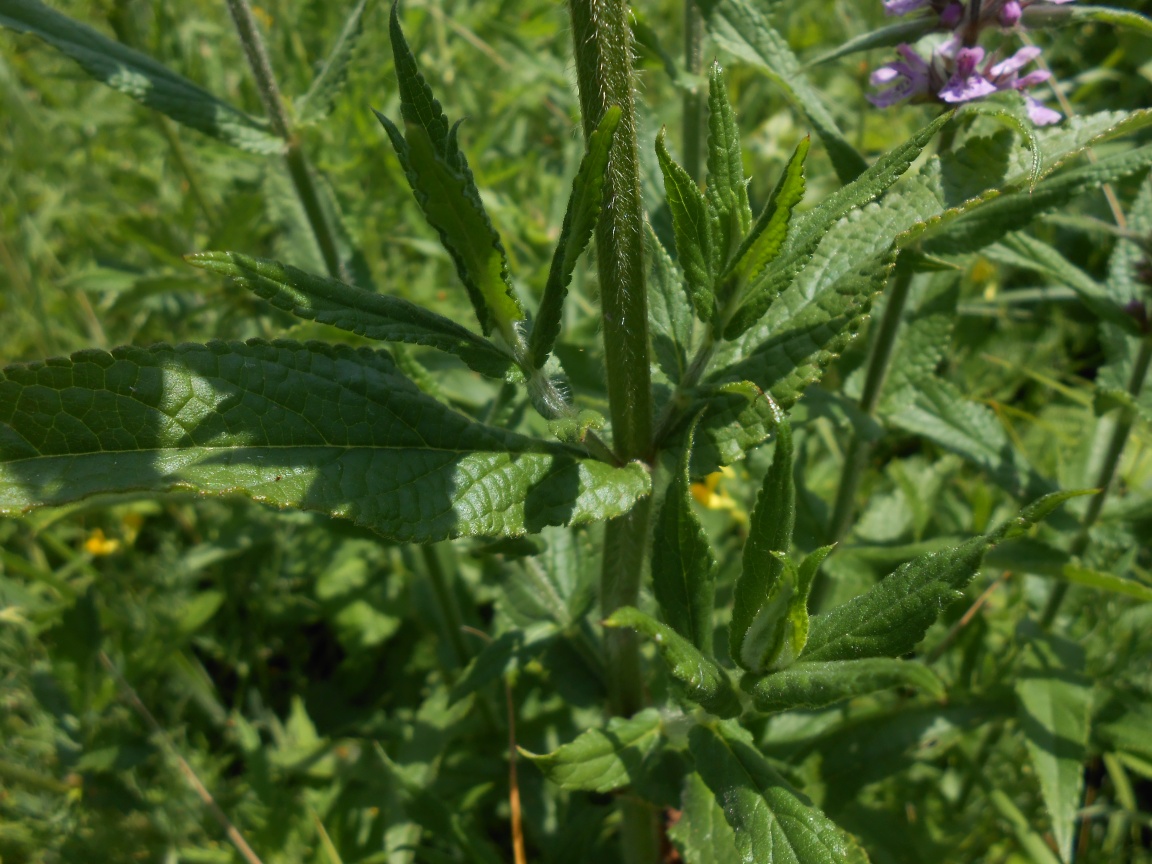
top-left (83, 528), bottom-right (121, 556)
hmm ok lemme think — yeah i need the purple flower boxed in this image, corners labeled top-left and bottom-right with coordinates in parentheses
top-left (867, 43), bottom-right (933, 107)
top-left (939, 45), bottom-right (998, 102)
top-left (985, 46), bottom-right (1063, 124)
top-left (883, 0), bottom-right (931, 14)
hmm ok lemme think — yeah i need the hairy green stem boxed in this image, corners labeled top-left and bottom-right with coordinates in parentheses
top-left (682, 0), bottom-right (704, 183)
top-left (1040, 335), bottom-right (1152, 627)
top-left (567, 0), bottom-right (653, 463)
top-left (827, 260), bottom-right (915, 546)
top-left (567, 3), bottom-right (656, 858)
top-left (225, 0), bottom-right (345, 281)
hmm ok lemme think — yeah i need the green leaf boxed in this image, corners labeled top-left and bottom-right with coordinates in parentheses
top-left (805, 17), bottom-right (936, 67)
top-left (1059, 563), bottom-right (1152, 603)
top-left (295, 0), bottom-right (370, 126)
top-left (652, 421), bottom-right (717, 651)
top-left (957, 96), bottom-right (1043, 190)
top-left (724, 111), bottom-right (953, 338)
top-left (1024, 3), bottom-right (1152, 38)
top-left (0, 341), bottom-right (651, 542)
top-left (877, 275), bottom-right (959, 416)
top-left (648, 226), bottom-right (695, 386)
top-left (987, 233), bottom-right (1142, 334)
top-left (718, 137), bottom-right (809, 320)
top-left (742, 658), bottom-right (943, 714)
top-left (187, 251), bottom-right (516, 379)
top-left (689, 723), bottom-right (870, 864)
top-left (604, 607), bottom-right (741, 718)
top-left (530, 106), bottom-right (621, 369)
top-left (705, 62), bottom-right (753, 266)
top-left (889, 377), bottom-right (1049, 498)
top-left (1014, 621), bottom-right (1091, 864)
top-left (0, 0), bottom-right (283, 153)
top-left (693, 0), bottom-right (867, 185)
top-left (520, 708), bottom-right (663, 793)
top-left (668, 771), bottom-right (742, 864)
top-left (802, 492), bottom-right (1084, 662)
top-left (730, 418), bottom-right (813, 673)
top-left (376, 5), bottom-right (524, 345)
top-left (987, 788), bottom-right (1063, 864)
top-left (658, 126), bottom-right (716, 322)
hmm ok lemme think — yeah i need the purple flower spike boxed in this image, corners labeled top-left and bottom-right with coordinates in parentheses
top-left (988, 45), bottom-right (1042, 78)
top-left (939, 46), bottom-right (997, 103)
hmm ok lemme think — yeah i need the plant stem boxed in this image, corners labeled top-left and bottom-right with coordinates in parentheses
top-left (682, 0), bottom-right (705, 183)
top-left (225, 0), bottom-right (345, 281)
top-left (1040, 334), bottom-right (1152, 627)
top-left (567, 5), bottom-right (657, 860)
top-left (827, 260), bottom-right (915, 546)
top-left (567, 0), bottom-right (653, 464)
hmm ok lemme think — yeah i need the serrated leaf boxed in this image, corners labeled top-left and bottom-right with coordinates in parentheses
top-left (295, 0), bottom-right (369, 126)
top-left (957, 96), bottom-right (1043, 190)
top-left (652, 421), bottom-right (717, 651)
top-left (725, 112), bottom-right (952, 338)
top-left (604, 607), bottom-right (741, 718)
top-left (1015, 621), bottom-right (1091, 864)
top-left (685, 381), bottom-right (782, 475)
top-left (802, 492), bottom-right (1082, 662)
top-left (877, 275), bottom-right (959, 415)
top-left (889, 377), bottom-right (1049, 497)
top-left (669, 771), bottom-right (742, 864)
top-left (987, 233), bottom-right (1141, 334)
top-left (377, 5), bottom-right (524, 344)
top-left (187, 251), bottom-right (516, 379)
top-left (689, 723), bottom-right (871, 864)
top-left (718, 137), bottom-right (809, 320)
top-left (805, 17), bottom-right (936, 67)
top-left (530, 107), bottom-right (621, 368)
top-left (742, 658), bottom-right (943, 714)
top-left (731, 419), bottom-right (808, 673)
top-left (0, 0), bottom-right (283, 153)
top-left (520, 708), bottom-right (663, 793)
top-left (705, 62), bottom-right (753, 266)
top-left (0, 341), bottom-right (651, 541)
top-left (693, 0), bottom-right (867, 185)
top-left (658, 127), bottom-right (716, 322)
top-left (648, 225), bottom-right (695, 386)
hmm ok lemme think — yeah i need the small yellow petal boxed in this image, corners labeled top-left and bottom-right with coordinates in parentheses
top-left (84, 529), bottom-right (121, 556)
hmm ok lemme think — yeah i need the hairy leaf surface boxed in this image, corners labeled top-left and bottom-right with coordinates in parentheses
top-left (0, 341), bottom-right (650, 541)
top-left (521, 708), bottom-right (663, 793)
top-left (743, 658), bottom-right (943, 714)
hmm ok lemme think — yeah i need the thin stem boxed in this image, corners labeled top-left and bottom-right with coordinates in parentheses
top-left (224, 0), bottom-right (345, 280)
top-left (1041, 335), bottom-right (1152, 627)
top-left (826, 261), bottom-right (915, 547)
top-left (421, 544), bottom-right (472, 668)
top-left (682, 0), bottom-right (705, 183)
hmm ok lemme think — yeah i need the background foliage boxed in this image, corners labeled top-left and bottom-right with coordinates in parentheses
top-left (1, 0), bottom-right (1151, 862)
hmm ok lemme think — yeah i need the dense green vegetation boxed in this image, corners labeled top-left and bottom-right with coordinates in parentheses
top-left (1, 1), bottom-right (1151, 862)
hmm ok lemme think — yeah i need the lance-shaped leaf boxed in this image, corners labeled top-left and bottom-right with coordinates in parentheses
top-left (802, 491), bottom-right (1087, 663)
top-left (717, 137), bottom-right (809, 316)
top-left (295, 0), bottom-right (370, 126)
top-left (0, 0), bottom-right (283, 153)
top-left (689, 723), bottom-right (870, 864)
top-left (724, 111), bottom-right (953, 339)
top-left (187, 251), bottom-right (516, 379)
top-left (376, 4), bottom-right (524, 345)
top-left (652, 420), bottom-right (717, 650)
top-left (0, 341), bottom-right (651, 542)
top-left (520, 708), bottom-right (663, 793)
top-left (1015, 621), bottom-right (1091, 864)
top-left (705, 62), bottom-right (753, 267)
top-left (668, 771), bottom-right (741, 864)
top-left (743, 658), bottom-right (944, 714)
top-left (648, 225), bottom-right (695, 386)
top-left (730, 417), bottom-right (811, 673)
top-left (658, 127), bottom-right (716, 322)
top-left (693, 0), bottom-right (867, 185)
top-left (1024, 2), bottom-right (1152, 38)
top-left (605, 607), bottom-right (741, 718)
top-left (529, 106), bottom-right (621, 369)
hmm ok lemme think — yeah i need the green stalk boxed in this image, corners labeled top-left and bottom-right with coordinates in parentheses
top-left (827, 260), bottom-right (915, 546)
top-left (1040, 334), bottom-right (1152, 627)
top-left (567, 0), bottom-right (653, 464)
top-left (567, 2), bottom-right (658, 860)
top-left (225, 0), bottom-right (345, 281)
